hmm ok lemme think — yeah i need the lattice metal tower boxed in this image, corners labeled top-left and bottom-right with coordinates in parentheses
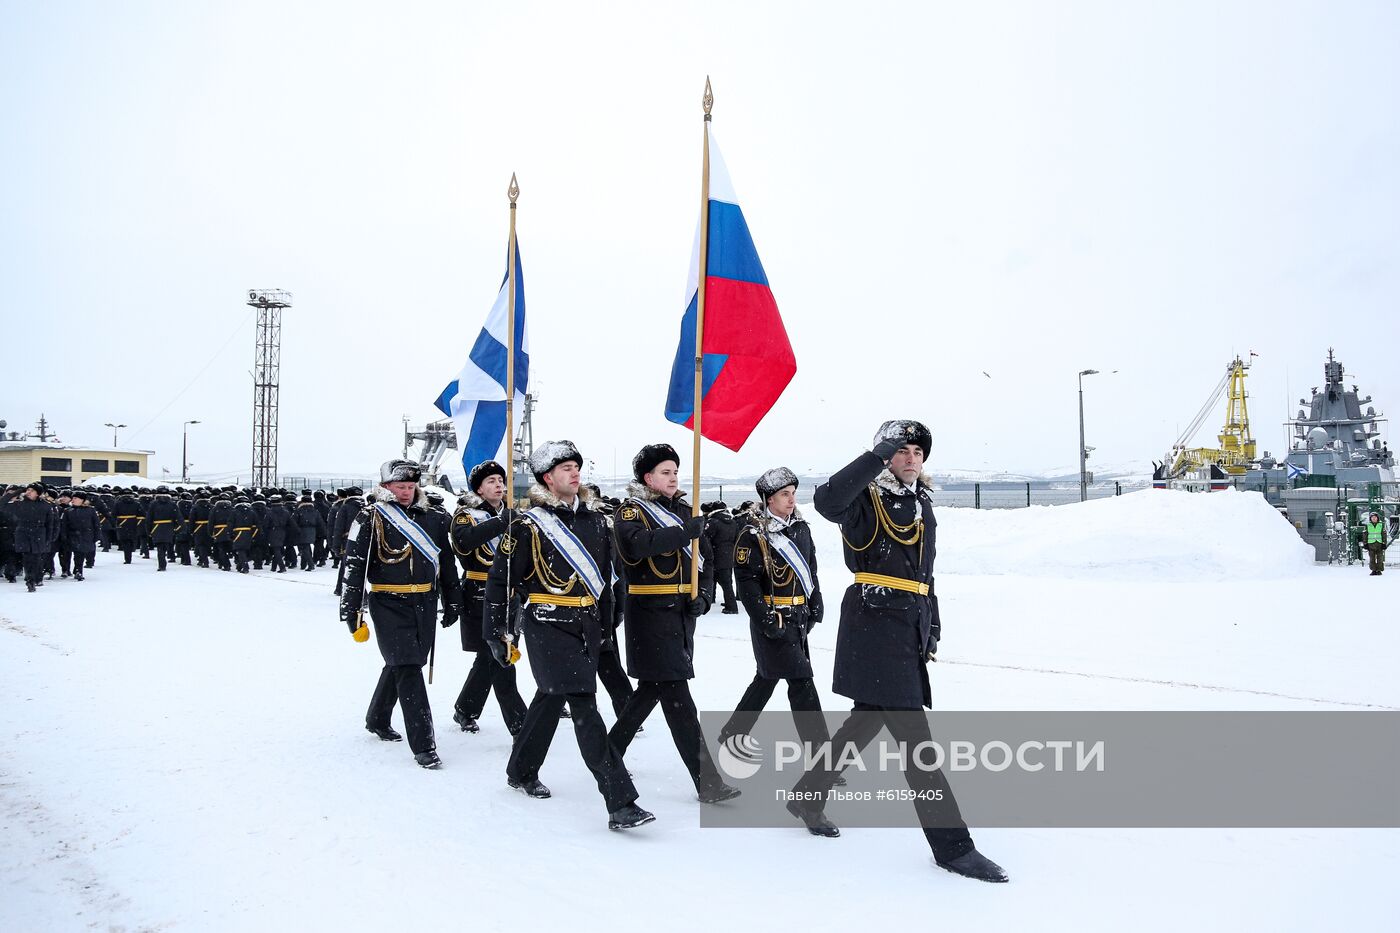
top-left (247, 289), bottom-right (291, 487)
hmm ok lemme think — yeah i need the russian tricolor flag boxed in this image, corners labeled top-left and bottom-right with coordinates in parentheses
top-left (664, 130), bottom-right (795, 451)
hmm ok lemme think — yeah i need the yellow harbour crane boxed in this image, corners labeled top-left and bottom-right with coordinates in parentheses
top-left (1162, 354), bottom-right (1257, 479)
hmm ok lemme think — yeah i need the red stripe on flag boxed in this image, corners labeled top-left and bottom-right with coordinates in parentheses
top-left (685, 276), bottom-right (795, 451)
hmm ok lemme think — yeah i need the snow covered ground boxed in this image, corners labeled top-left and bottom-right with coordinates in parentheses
top-left (2, 490), bottom-right (1396, 931)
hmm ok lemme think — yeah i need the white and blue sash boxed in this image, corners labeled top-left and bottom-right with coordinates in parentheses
top-left (526, 507), bottom-right (605, 601)
top-left (466, 508), bottom-right (502, 555)
top-left (766, 529), bottom-right (815, 598)
top-left (628, 497), bottom-right (705, 571)
top-left (374, 502), bottom-right (441, 565)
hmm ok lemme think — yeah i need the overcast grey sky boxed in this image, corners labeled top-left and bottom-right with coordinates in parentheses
top-left (3, 1), bottom-right (1397, 483)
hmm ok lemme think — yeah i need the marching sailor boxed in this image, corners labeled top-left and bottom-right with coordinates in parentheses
top-left (448, 460), bottom-right (528, 735)
top-left (608, 443), bottom-right (739, 804)
top-left (485, 441), bottom-right (654, 831)
top-left (340, 459), bottom-right (463, 769)
top-left (718, 467), bottom-right (833, 754)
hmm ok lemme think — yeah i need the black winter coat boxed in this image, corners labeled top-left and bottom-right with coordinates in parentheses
top-left (484, 486), bottom-right (613, 695)
top-left (733, 507), bottom-right (825, 680)
top-left (12, 498), bottom-right (57, 554)
top-left (292, 502), bottom-right (327, 545)
top-left (449, 493), bottom-right (509, 652)
top-left (112, 495), bottom-right (146, 543)
top-left (175, 498), bottom-right (194, 540)
top-left (190, 498), bottom-right (213, 542)
top-left (814, 451), bottom-right (941, 709)
top-left (61, 504), bottom-right (101, 552)
top-left (209, 500), bottom-right (235, 542)
top-left (229, 503), bottom-right (259, 551)
top-left (261, 504), bottom-right (292, 548)
top-left (613, 484), bottom-right (715, 682)
top-left (339, 493), bottom-right (462, 667)
top-left (705, 510), bottom-right (742, 569)
top-left (146, 495), bottom-right (182, 545)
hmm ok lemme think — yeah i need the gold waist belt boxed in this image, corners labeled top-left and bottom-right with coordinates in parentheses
top-left (370, 583), bottom-right (434, 594)
top-left (852, 572), bottom-right (929, 596)
top-left (152, 519), bottom-right (173, 524)
top-left (527, 593), bottom-right (596, 607)
top-left (463, 571), bottom-right (489, 581)
top-left (628, 584), bottom-right (690, 595)
top-left (762, 595), bottom-right (807, 606)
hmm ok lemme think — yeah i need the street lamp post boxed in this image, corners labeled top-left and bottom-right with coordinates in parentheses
top-left (104, 422), bottom-right (127, 447)
top-left (1078, 370), bottom-right (1099, 502)
top-left (182, 420), bottom-right (201, 479)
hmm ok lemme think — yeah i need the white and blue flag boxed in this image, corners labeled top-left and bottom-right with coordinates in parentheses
top-left (434, 241), bottom-right (529, 476)
top-left (1285, 461), bottom-right (1308, 479)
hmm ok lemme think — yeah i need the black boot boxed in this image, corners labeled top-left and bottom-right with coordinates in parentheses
top-left (26, 581), bottom-right (36, 593)
top-left (366, 724), bottom-right (403, 742)
top-left (608, 803), bottom-right (656, 831)
top-left (786, 800), bottom-right (840, 837)
top-left (507, 777), bottom-right (552, 798)
top-left (935, 848), bottom-right (1008, 883)
top-left (415, 750), bottom-right (442, 770)
top-left (453, 709), bottom-right (480, 733)
top-left (698, 782), bottom-right (742, 804)
top-left (74, 572), bottom-right (84, 581)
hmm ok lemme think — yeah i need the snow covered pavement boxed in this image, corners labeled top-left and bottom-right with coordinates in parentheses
top-left (2, 491), bottom-right (1396, 931)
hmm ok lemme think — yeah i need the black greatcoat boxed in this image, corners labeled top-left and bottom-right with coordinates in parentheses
top-left (209, 500), bottom-right (234, 543)
top-left (704, 509), bottom-right (741, 569)
top-left (261, 503), bottom-right (292, 548)
top-left (485, 485), bottom-right (614, 695)
top-left (733, 506), bottom-right (826, 681)
top-left (61, 504), bottom-right (101, 552)
top-left (339, 490), bottom-right (462, 667)
top-left (449, 492), bottom-right (508, 653)
top-left (229, 503), bottom-right (259, 552)
top-left (612, 483), bottom-right (715, 682)
top-left (190, 497), bottom-right (213, 544)
top-left (12, 498), bottom-right (57, 554)
top-left (293, 502), bottom-right (327, 545)
top-left (814, 451), bottom-right (941, 710)
top-left (146, 494), bottom-right (181, 545)
top-left (112, 494), bottom-right (145, 544)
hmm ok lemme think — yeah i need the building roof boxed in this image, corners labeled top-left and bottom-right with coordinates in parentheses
top-left (0, 442), bottom-right (154, 455)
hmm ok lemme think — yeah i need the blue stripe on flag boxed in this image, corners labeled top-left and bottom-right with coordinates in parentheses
top-left (433, 380), bottom-right (459, 418)
top-left (461, 400), bottom-right (508, 475)
top-left (663, 291), bottom-right (728, 424)
top-left (706, 201), bottom-right (768, 286)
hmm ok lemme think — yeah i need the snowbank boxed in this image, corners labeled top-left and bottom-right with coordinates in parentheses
top-left (931, 489), bottom-right (1314, 581)
top-left (79, 474), bottom-right (159, 488)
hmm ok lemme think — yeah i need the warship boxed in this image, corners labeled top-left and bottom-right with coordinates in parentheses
top-left (1245, 350), bottom-right (1398, 560)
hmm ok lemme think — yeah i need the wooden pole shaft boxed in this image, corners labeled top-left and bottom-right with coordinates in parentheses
top-left (690, 87), bottom-right (712, 600)
top-left (505, 175), bottom-right (519, 510)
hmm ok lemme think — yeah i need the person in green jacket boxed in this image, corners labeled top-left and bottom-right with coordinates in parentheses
top-left (1364, 511), bottom-right (1389, 576)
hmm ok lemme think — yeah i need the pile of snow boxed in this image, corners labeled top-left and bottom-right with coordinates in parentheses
top-left (79, 474), bottom-right (158, 488)
top-left (932, 489), bottom-right (1314, 580)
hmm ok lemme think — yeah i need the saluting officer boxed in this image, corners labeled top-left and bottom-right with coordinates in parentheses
top-left (485, 441), bottom-right (654, 831)
top-left (786, 420), bottom-right (1007, 883)
top-left (609, 443), bottom-right (739, 804)
top-left (340, 459), bottom-right (463, 769)
top-left (447, 460), bottom-right (528, 736)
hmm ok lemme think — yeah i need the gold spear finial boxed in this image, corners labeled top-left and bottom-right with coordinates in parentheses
top-left (508, 172), bottom-right (520, 206)
top-left (703, 76), bottom-right (713, 120)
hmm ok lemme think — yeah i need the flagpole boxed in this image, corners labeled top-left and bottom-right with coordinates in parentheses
top-left (505, 172), bottom-right (519, 511)
top-left (690, 77), bottom-right (713, 600)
